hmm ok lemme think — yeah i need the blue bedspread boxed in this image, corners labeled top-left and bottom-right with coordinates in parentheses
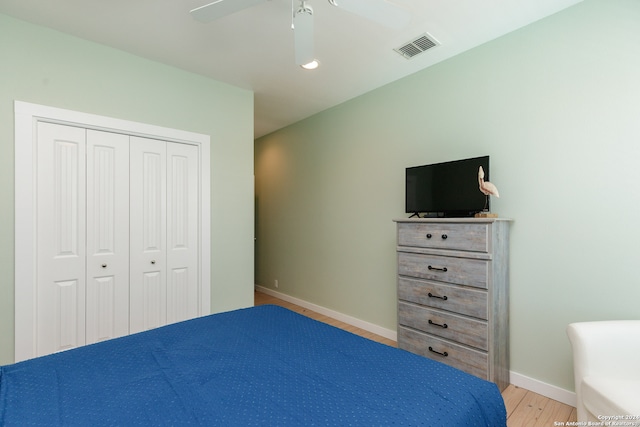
top-left (0, 305), bottom-right (506, 426)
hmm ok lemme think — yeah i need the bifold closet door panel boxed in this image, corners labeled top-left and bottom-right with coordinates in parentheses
top-left (24, 112), bottom-right (206, 361)
top-left (85, 130), bottom-right (130, 344)
top-left (36, 122), bottom-right (87, 356)
top-left (129, 136), bottom-right (167, 334)
top-left (166, 142), bottom-right (199, 324)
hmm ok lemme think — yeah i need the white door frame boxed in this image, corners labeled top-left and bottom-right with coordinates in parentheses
top-left (14, 101), bottom-right (211, 362)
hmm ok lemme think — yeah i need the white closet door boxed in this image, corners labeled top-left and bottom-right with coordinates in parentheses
top-left (85, 130), bottom-right (130, 344)
top-left (129, 136), bottom-right (167, 333)
top-left (166, 143), bottom-right (199, 323)
top-left (36, 122), bottom-right (87, 356)
top-left (16, 102), bottom-right (210, 362)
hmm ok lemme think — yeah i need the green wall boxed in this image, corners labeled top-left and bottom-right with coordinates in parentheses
top-left (255, 0), bottom-right (640, 393)
top-left (0, 14), bottom-right (255, 365)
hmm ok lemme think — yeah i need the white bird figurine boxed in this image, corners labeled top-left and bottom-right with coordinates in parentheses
top-left (478, 166), bottom-right (499, 197)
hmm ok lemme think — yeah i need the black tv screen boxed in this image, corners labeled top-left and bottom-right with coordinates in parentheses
top-left (405, 156), bottom-right (490, 217)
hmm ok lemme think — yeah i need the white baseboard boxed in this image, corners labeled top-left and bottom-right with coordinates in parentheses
top-left (509, 371), bottom-right (576, 407)
top-left (255, 285), bottom-right (576, 408)
top-left (254, 285), bottom-right (397, 341)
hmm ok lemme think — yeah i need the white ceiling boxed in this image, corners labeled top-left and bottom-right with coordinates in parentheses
top-left (0, 0), bottom-right (582, 138)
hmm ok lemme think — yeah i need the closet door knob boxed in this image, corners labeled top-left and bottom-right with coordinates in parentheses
top-left (101, 264), bottom-right (107, 268)
top-left (151, 260), bottom-right (156, 265)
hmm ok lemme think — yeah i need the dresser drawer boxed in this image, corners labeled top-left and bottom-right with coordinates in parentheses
top-left (398, 326), bottom-right (488, 380)
top-left (398, 302), bottom-right (488, 350)
top-left (398, 252), bottom-right (489, 289)
top-left (398, 277), bottom-right (488, 319)
top-left (398, 222), bottom-right (489, 252)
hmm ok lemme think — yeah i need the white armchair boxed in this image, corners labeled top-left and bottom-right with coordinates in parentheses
top-left (567, 320), bottom-right (640, 422)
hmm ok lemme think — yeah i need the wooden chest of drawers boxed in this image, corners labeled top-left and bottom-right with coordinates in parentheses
top-left (394, 218), bottom-right (511, 391)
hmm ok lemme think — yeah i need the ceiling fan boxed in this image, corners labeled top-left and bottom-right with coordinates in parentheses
top-left (190, 0), bottom-right (411, 67)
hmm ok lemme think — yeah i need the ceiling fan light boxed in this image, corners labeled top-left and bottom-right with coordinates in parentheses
top-left (301, 60), bottom-right (319, 70)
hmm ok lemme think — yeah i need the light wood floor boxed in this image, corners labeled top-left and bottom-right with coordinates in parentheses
top-left (255, 290), bottom-right (577, 426)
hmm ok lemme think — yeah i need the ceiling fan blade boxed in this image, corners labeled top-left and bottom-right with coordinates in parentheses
top-left (330, 0), bottom-right (410, 30)
top-left (293, 7), bottom-right (314, 66)
top-left (190, 0), bottom-right (268, 23)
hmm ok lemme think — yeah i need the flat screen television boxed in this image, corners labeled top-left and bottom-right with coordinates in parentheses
top-left (405, 156), bottom-right (490, 217)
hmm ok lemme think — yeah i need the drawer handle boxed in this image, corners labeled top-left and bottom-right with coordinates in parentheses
top-left (428, 346), bottom-right (449, 357)
top-left (428, 265), bottom-right (448, 272)
top-left (426, 234), bottom-right (448, 240)
top-left (428, 319), bottom-right (448, 329)
top-left (427, 292), bottom-right (448, 301)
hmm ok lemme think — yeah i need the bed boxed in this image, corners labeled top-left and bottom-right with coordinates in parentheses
top-left (0, 305), bottom-right (506, 426)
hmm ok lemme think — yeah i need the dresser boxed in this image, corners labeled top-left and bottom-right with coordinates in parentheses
top-left (394, 218), bottom-right (511, 391)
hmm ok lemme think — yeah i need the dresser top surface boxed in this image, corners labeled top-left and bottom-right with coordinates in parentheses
top-left (393, 217), bottom-right (513, 224)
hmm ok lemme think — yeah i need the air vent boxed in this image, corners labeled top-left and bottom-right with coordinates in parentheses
top-left (394, 33), bottom-right (439, 59)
